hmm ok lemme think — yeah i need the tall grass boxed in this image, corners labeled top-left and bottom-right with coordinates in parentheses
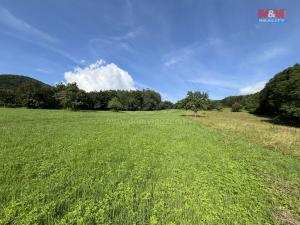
top-left (191, 111), bottom-right (300, 157)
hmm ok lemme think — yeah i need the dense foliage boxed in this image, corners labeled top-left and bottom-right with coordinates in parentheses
top-left (231, 103), bottom-right (243, 112)
top-left (217, 94), bottom-right (259, 112)
top-left (108, 97), bottom-right (123, 111)
top-left (255, 64), bottom-right (300, 125)
top-left (0, 75), bottom-right (172, 111)
top-left (216, 64), bottom-right (300, 125)
top-left (175, 91), bottom-right (225, 112)
top-left (176, 91), bottom-right (210, 114)
top-left (207, 100), bottom-right (223, 111)
top-left (185, 91), bottom-right (209, 113)
top-left (219, 95), bottom-right (249, 108)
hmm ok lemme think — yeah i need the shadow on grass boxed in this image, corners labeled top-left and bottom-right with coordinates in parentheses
top-left (261, 118), bottom-right (300, 128)
top-left (250, 112), bottom-right (300, 128)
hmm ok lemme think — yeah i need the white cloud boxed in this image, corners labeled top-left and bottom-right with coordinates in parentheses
top-left (0, 7), bottom-right (59, 43)
top-left (64, 60), bottom-right (136, 92)
top-left (239, 81), bottom-right (266, 95)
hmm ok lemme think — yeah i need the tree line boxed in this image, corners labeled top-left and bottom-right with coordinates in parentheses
top-left (0, 82), bottom-right (174, 111)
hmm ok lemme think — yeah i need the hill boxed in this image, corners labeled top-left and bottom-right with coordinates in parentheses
top-left (0, 74), bottom-right (49, 90)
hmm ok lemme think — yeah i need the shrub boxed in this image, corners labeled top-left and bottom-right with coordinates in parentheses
top-left (231, 103), bottom-right (243, 112)
top-left (215, 102), bottom-right (223, 111)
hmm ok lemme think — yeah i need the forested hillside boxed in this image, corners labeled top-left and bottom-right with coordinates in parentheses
top-left (0, 74), bottom-right (48, 90)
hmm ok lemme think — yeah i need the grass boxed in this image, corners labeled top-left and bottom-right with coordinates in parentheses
top-left (0, 108), bottom-right (299, 224)
top-left (190, 110), bottom-right (300, 157)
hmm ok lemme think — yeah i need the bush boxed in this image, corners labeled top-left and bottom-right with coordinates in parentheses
top-left (231, 103), bottom-right (243, 112)
top-left (215, 103), bottom-right (223, 111)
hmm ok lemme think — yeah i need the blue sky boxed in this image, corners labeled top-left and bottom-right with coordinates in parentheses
top-left (0, 0), bottom-right (299, 101)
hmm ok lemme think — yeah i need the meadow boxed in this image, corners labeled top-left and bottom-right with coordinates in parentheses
top-left (0, 108), bottom-right (299, 224)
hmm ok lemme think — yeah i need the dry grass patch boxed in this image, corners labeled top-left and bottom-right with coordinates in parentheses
top-left (189, 111), bottom-right (300, 157)
top-left (273, 209), bottom-right (300, 225)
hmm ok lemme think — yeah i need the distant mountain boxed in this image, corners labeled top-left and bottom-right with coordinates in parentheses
top-left (0, 74), bottom-right (49, 90)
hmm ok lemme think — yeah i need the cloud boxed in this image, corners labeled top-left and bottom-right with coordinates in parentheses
top-left (114, 28), bottom-right (142, 40)
top-left (162, 38), bottom-right (223, 67)
top-left (0, 7), bottom-right (59, 43)
top-left (35, 68), bottom-right (51, 74)
top-left (88, 28), bottom-right (142, 59)
top-left (0, 7), bottom-right (80, 63)
top-left (188, 78), bottom-right (240, 89)
top-left (239, 81), bottom-right (266, 95)
top-left (162, 45), bottom-right (196, 67)
top-left (64, 60), bottom-right (136, 92)
top-left (257, 47), bottom-right (288, 62)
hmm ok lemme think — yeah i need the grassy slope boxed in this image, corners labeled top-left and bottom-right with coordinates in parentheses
top-left (0, 109), bottom-right (299, 224)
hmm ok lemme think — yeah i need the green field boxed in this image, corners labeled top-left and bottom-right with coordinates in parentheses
top-left (0, 108), bottom-right (299, 224)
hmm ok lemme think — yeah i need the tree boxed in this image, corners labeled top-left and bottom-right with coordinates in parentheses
top-left (125, 96), bottom-right (141, 110)
top-left (215, 103), bottom-right (223, 111)
top-left (175, 98), bottom-right (188, 109)
top-left (244, 93), bottom-right (259, 113)
top-left (231, 103), bottom-right (243, 112)
top-left (255, 63), bottom-right (300, 125)
top-left (0, 89), bottom-right (16, 107)
top-left (207, 100), bottom-right (223, 111)
top-left (142, 89), bottom-right (161, 110)
top-left (117, 91), bottom-right (142, 111)
top-left (184, 91), bottom-right (209, 116)
top-left (158, 101), bottom-right (174, 110)
top-left (220, 95), bottom-right (247, 108)
top-left (108, 97), bottom-right (123, 112)
top-left (0, 75), bottom-right (167, 112)
top-left (18, 82), bottom-right (57, 109)
top-left (54, 83), bottom-right (92, 110)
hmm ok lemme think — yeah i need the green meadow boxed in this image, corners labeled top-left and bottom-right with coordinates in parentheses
top-left (0, 108), bottom-right (299, 225)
